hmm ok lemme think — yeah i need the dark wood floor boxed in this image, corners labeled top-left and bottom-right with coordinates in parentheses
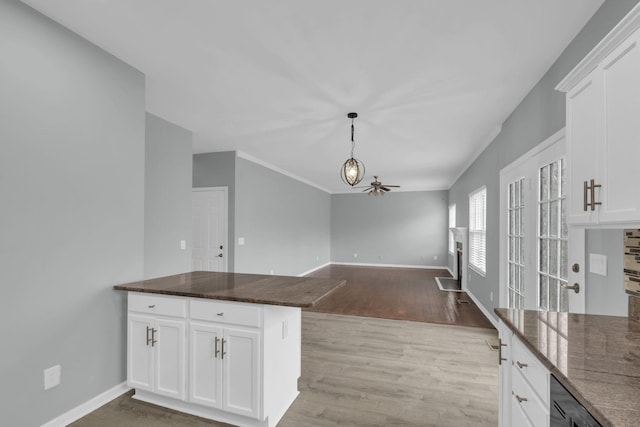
top-left (305, 264), bottom-right (495, 329)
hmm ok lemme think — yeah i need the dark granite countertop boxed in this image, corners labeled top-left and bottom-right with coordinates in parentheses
top-left (114, 271), bottom-right (346, 308)
top-left (495, 308), bottom-right (640, 427)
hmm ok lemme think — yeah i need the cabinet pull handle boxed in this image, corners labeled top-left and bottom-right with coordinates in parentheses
top-left (583, 180), bottom-right (589, 212)
top-left (590, 179), bottom-right (601, 211)
top-left (498, 339), bottom-right (507, 365)
top-left (146, 326), bottom-right (152, 346)
top-left (148, 305), bottom-right (155, 309)
top-left (221, 338), bottom-right (227, 360)
top-left (214, 336), bottom-right (220, 358)
top-left (516, 361), bottom-right (528, 369)
top-left (151, 328), bottom-right (157, 347)
top-left (217, 312), bottom-right (224, 316)
top-left (516, 395), bottom-right (528, 403)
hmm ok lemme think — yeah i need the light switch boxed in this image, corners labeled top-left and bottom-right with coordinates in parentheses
top-left (180, 240), bottom-right (186, 250)
top-left (44, 365), bottom-right (61, 390)
top-left (238, 237), bottom-right (245, 246)
top-left (589, 253), bottom-right (607, 276)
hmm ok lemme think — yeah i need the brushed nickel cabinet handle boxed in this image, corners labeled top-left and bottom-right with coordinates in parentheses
top-left (583, 180), bottom-right (589, 212)
top-left (221, 338), bottom-right (226, 360)
top-left (148, 305), bottom-right (156, 308)
top-left (214, 336), bottom-right (220, 358)
top-left (516, 395), bottom-right (528, 403)
top-left (516, 361), bottom-right (528, 369)
top-left (146, 326), bottom-right (152, 346)
top-left (498, 339), bottom-right (507, 365)
top-left (590, 179), bottom-right (601, 211)
top-left (151, 328), bottom-right (157, 347)
top-left (217, 312), bottom-right (224, 316)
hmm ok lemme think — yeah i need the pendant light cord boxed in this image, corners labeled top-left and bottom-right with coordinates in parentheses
top-left (350, 118), bottom-right (355, 157)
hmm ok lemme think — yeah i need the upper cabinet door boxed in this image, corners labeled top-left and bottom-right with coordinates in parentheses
top-left (566, 69), bottom-right (601, 225)
top-left (599, 31), bottom-right (640, 224)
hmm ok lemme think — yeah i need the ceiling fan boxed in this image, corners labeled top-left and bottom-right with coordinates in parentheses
top-left (356, 176), bottom-right (400, 196)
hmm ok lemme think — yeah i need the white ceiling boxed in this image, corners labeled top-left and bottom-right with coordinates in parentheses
top-left (22, 0), bottom-right (604, 193)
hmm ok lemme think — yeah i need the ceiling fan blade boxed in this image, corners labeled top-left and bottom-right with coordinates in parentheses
top-left (381, 187), bottom-right (391, 192)
top-left (362, 188), bottom-right (372, 192)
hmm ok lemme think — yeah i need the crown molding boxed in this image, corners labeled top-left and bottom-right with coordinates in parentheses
top-left (447, 124), bottom-right (502, 189)
top-left (236, 151), bottom-right (332, 194)
top-left (556, 2), bottom-right (640, 92)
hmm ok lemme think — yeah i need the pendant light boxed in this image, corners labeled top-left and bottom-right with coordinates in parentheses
top-left (340, 112), bottom-right (365, 186)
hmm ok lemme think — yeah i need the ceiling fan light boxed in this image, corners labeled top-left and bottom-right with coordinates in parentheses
top-left (340, 157), bottom-right (365, 186)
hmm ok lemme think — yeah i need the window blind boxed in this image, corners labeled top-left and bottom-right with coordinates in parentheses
top-left (469, 187), bottom-right (487, 274)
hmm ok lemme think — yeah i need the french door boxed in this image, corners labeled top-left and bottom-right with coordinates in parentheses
top-left (499, 130), bottom-right (585, 313)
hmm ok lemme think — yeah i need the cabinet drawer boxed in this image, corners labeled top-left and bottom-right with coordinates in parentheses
top-left (190, 299), bottom-right (262, 328)
top-left (129, 293), bottom-right (187, 318)
top-left (512, 368), bottom-right (549, 427)
top-left (512, 337), bottom-right (549, 405)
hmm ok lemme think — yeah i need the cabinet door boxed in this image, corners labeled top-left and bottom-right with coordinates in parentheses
top-left (128, 315), bottom-right (154, 391)
top-left (566, 69), bottom-right (601, 225)
top-left (599, 32), bottom-right (640, 223)
top-left (222, 327), bottom-right (261, 419)
top-left (189, 322), bottom-right (223, 408)
top-left (154, 318), bottom-right (186, 400)
top-left (497, 321), bottom-right (512, 427)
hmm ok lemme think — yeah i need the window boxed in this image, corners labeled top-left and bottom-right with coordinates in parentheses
top-left (469, 187), bottom-right (487, 275)
top-left (448, 204), bottom-right (456, 253)
top-left (507, 178), bottom-right (525, 309)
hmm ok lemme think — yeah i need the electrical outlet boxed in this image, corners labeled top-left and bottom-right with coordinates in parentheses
top-left (282, 320), bottom-right (288, 339)
top-left (433, 255), bottom-right (438, 261)
top-left (270, 269), bottom-right (274, 275)
top-left (180, 240), bottom-right (186, 250)
top-left (44, 365), bottom-right (61, 390)
top-left (354, 253), bottom-right (358, 258)
top-left (490, 292), bottom-right (494, 301)
top-left (238, 237), bottom-right (245, 246)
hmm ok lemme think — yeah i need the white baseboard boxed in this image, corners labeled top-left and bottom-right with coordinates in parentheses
top-left (446, 267), bottom-right (454, 277)
top-left (330, 262), bottom-right (448, 270)
top-left (297, 262), bottom-right (331, 277)
top-left (41, 382), bottom-right (130, 427)
top-left (464, 289), bottom-right (498, 329)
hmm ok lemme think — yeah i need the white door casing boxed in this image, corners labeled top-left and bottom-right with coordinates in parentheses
top-left (192, 187), bottom-right (228, 272)
top-left (499, 129), bottom-right (586, 313)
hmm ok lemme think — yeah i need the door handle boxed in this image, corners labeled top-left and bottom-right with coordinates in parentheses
top-left (217, 253), bottom-right (223, 258)
top-left (146, 326), bottom-right (152, 346)
top-left (589, 179), bottom-right (601, 211)
top-left (221, 338), bottom-right (227, 360)
top-left (562, 282), bottom-right (580, 294)
top-left (515, 395), bottom-right (528, 403)
top-left (214, 336), bottom-right (220, 358)
top-left (583, 180), bottom-right (588, 212)
top-left (516, 361), bottom-right (528, 369)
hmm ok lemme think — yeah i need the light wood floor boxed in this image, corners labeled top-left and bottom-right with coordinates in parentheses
top-left (71, 312), bottom-right (498, 427)
top-left (306, 265), bottom-right (494, 329)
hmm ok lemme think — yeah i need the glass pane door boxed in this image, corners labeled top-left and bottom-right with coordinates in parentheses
top-left (507, 178), bottom-right (525, 309)
top-left (538, 158), bottom-right (569, 312)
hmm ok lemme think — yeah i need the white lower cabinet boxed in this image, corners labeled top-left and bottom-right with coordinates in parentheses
top-left (126, 292), bottom-right (300, 427)
top-left (128, 313), bottom-right (186, 401)
top-left (189, 322), bottom-right (261, 419)
top-left (498, 320), bottom-right (550, 427)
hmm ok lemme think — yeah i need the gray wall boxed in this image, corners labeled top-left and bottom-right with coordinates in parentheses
top-left (193, 151), bottom-right (237, 271)
top-left (0, 1), bottom-right (145, 425)
top-left (331, 191), bottom-right (448, 267)
top-left (585, 229), bottom-right (627, 315)
top-left (234, 158), bottom-right (331, 275)
top-left (448, 0), bottom-right (640, 318)
top-left (144, 113), bottom-right (193, 279)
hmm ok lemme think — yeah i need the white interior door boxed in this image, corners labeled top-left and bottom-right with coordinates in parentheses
top-left (192, 188), bottom-right (228, 272)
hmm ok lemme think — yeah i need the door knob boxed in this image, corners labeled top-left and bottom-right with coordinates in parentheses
top-left (562, 283), bottom-right (580, 293)
top-left (572, 263), bottom-right (580, 273)
top-left (217, 253), bottom-right (223, 258)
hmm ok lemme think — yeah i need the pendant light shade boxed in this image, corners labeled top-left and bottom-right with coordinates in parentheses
top-left (340, 112), bottom-right (365, 187)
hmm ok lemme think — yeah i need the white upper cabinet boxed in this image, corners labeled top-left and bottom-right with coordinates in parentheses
top-left (557, 5), bottom-right (640, 227)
